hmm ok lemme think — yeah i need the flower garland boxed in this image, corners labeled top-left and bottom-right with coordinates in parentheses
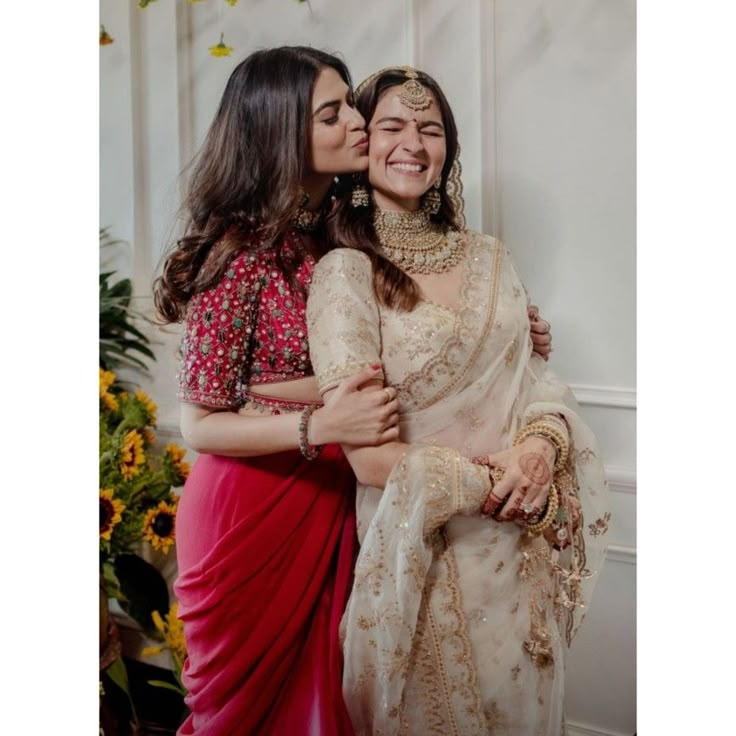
top-left (102, 2), bottom-right (311, 55)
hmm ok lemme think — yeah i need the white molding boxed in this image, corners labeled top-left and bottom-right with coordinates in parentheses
top-left (479, 0), bottom-right (499, 237)
top-left (567, 720), bottom-right (633, 736)
top-left (570, 384), bottom-right (636, 410)
top-left (405, 0), bottom-right (417, 66)
top-left (175, 0), bottom-right (195, 181)
top-left (605, 544), bottom-right (636, 566)
top-left (606, 465), bottom-right (636, 495)
top-left (128, 0), bottom-right (151, 291)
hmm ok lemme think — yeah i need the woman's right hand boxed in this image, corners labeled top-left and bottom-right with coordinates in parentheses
top-left (309, 365), bottom-right (400, 447)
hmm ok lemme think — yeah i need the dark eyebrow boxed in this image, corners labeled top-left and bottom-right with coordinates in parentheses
top-left (374, 116), bottom-right (444, 130)
top-left (312, 100), bottom-right (341, 117)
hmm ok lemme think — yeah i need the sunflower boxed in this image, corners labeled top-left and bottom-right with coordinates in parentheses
top-left (100, 368), bottom-right (116, 395)
top-left (142, 428), bottom-right (157, 447)
top-left (209, 33), bottom-right (233, 58)
top-left (143, 500), bottom-right (177, 553)
top-left (102, 392), bottom-right (119, 412)
top-left (166, 443), bottom-right (191, 482)
top-left (100, 489), bottom-right (125, 541)
top-left (120, 430), bottom-right (146, 480)
top-left (134, 389), bottom-right (158, 426)
top-left (100, 369), bottom-right (119, 411)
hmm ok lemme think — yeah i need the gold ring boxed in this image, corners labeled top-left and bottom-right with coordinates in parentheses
top-left (383, 388), bottom-right (392, 404)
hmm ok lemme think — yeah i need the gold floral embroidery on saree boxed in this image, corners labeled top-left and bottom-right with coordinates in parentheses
top-left (400, 236), bottom-right (503, 411)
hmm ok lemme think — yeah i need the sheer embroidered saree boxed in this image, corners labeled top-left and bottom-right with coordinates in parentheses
top-left (307, 234), bottom-right (610, 736)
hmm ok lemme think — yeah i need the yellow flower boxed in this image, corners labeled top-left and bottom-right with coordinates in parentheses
top-left (100, 489), bottom-right (125, 541)
top-left (226, 0), bottom-right (238, 6)
top-left (134, 388), bottom-right (158, 426)
top-left (100, 368), bottom-right (116, 396)
top-left (141, 644), bottom-right (164, 657)
top-left (144, 602), bottom-right (187, 662)
top-left (143, 500), bottom-right (177, 553)
top-left (102, 392), bottom-right (119, 412)
top-left (99, 25), bottom-right (114, 46)
top-left (209, 33), bottom-right (233, 58)
top-left (142, 428), bottom-right (156, 447)
top-left (120, 430), bottom-right (146, 480)
top-left (152, 609), bottom-right (165, 632)
top-left (166, 443), bottom-right (191, 482)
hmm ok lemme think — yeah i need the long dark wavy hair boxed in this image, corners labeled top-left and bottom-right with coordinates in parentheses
top-left (153, 46), bottom-right (353, 323)
top-left (327, 68), bottom-right (462, 312)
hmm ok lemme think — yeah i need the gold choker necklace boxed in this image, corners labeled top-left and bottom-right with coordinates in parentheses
top-left (373, 209), bottom-right (464, 275)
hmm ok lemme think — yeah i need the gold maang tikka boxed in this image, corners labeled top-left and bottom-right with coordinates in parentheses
top-left (398, 67), bottom-right (432, 111)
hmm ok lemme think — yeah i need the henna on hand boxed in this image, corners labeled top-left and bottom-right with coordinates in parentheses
top-left (519, 453), bottom-right (551, 486)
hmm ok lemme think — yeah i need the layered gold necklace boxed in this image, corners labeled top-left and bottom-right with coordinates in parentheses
top-left (373, 209), bottom-right (464, 275)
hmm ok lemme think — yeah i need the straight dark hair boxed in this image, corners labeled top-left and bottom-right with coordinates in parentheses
top-left (154, 46), bottom-right (353, 323)
top-left (327, 68), bottom-right (462, 312)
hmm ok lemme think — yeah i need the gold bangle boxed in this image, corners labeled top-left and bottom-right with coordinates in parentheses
top-left (524, 483), bottom-right (559, 535)
top-left (298, 405), bottom-right (323, 460)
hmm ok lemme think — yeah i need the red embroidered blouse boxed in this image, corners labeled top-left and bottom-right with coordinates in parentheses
top-left (177, 237), bottom-right (316, 408)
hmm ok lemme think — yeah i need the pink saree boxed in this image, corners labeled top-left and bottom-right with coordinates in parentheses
top-left (174, 444), bottom-right (357, 735)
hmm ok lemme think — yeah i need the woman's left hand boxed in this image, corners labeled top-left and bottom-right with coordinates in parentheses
top-left (528, 305), bottom-right (552, 361)
top-left (481, 436), bottom-right (556, 521)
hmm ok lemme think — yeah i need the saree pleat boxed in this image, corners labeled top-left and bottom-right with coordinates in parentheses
top-left (174, 444), bottom-right (357, 735)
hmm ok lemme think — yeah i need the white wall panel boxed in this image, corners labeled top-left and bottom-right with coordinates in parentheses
top-left (492, 0), bottom-right (636, 391)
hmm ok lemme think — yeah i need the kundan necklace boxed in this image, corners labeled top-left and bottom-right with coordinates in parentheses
top-left (373, 208), bottom-right (464, 275)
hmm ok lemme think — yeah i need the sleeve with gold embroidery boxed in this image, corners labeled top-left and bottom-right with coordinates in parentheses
top-left (306, 248), bottom-right (382, 394)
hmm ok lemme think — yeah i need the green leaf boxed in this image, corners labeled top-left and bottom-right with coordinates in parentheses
top-left (114, 554), bottom-right (170, 633)
top-left (147, 679), bottom-right (186, 694)
top-left (106, 656), bottom-right (130, 696)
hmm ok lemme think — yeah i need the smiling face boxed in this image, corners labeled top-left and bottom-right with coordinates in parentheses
top-left (366, 85), bottom-right (447, 212)
top-left (306, 66), bottom-right (368, 177)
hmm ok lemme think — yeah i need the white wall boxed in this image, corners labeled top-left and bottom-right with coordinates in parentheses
top-left (99, 1), bottom-right (635, 733)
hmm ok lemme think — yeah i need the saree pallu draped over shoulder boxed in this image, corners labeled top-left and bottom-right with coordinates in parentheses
top-left (307, 234), bottom-right (611, 736)
top-left (174, 445), bottom-right (357, 736)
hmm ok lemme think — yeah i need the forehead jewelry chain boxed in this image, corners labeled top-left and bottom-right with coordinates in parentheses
top-left (373, 209), bottom-right (464, 275)
top-left (398, 67), bottom-right (432, 111)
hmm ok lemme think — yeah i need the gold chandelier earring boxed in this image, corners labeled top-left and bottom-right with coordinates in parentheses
top-left (292, 187), bottom-right (323, 232)
top-left (350, 175), bottom-right (370, 208)
top-left (422, 179), bottom-right (442, 216)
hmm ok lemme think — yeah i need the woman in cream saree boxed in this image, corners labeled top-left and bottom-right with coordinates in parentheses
top-left (307, 67), bottom-right (610, 736)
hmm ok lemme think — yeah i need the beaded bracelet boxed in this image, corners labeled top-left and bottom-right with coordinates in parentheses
top-left (524, 483), bottom-right (559, 535)
top-left (513, 420), bottom-right (569, 472)
top-left (298, 405), bottom-right (323, 460)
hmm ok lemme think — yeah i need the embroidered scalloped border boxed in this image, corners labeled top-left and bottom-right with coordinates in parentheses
top-left (400, 236), bottom-right (503, 411)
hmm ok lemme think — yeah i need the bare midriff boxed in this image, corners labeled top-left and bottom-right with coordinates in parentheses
top-left (237, 376), bottom-right (322, 416)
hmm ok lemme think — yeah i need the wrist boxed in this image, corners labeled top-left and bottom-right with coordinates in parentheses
top-left (298, 405), bottom-right (324, 460)
top-left (514, 415), bottom-right (569, 471)
top-left (523, 435), bottom-right (556, 463)
top-left (307, 406), bottom-right (328, 446)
